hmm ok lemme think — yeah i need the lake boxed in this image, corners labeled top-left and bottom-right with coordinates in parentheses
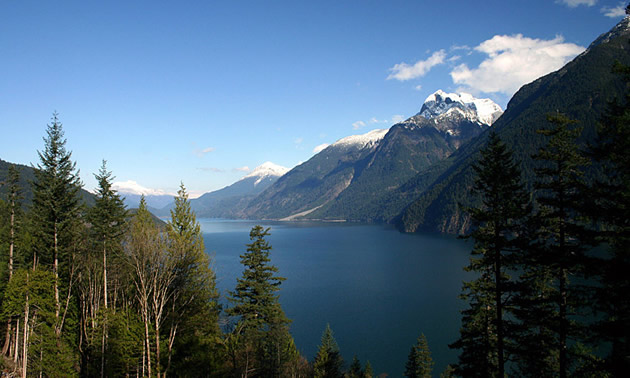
top-left (200, 219), bottom-right (472, 377)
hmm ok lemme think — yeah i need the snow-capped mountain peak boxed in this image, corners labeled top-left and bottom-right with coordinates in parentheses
top-left (331, 128), bottom-right (389, 150)
top-left (112, 180), bottom-right (174, 196)
top-left (243, 162), bottom-right (289, 186)
top-left (418, 90), bottom-right (503, 126)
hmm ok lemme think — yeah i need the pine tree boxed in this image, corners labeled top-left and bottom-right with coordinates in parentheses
top-left (348, 355), bottom-right (363, 378)
top-left (227, 225), bottom-right (294, 377)
top-left (363, 360), bottom-right (373, 378)
top-left (404, 333), bottom-right (433, 378)
top-left (1, 165), bottom-right (23, 356)
top-left (164, 183), bottom-right (222, 375)
top-left (451, 131), bottom-right (530, 377)
top-left (84, 160), bottom-right (127, 377)
top-left (527, 113), bottom-right (591, 378)
top-left (30, 112), bottom-right (83, 372)
top-left (588, 64), bottom-right (630, 376)
top-left (313, 324), bottom-right (343, 378)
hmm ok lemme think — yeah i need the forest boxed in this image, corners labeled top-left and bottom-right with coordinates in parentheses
top-left (1, 71), bottom-right (630, 378)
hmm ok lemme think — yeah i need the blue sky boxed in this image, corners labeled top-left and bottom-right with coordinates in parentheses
top-left (1, 0), bottom-right (626, 197)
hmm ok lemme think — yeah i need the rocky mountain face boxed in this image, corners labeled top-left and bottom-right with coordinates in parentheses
top-left (246, 92), bottom-right (502, 221)
top-left (399, 16), bottom-right (630, 234)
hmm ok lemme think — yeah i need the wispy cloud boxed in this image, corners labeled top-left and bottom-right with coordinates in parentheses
top-left (556, 0), bottom-right (596, 7)
top-left (450, 34), bottom-right (584, 96)
top-left (353, 115), bottom-right (406, 129)
top-left (352, 121), bottom-right (366, 130)
top-left (313, 143), bottom-right (330, 154)
top-left (233, 166), bottom-right (250, 173)
top-left (387, 50), bottom-right (447, 81)
top-left (193, 145), bottom-right (215, 158)
top-left (391, 115), bottom-right (406, 124)
top-left (601, 2), bottom-right (626, 17)
top-left (197, 167), bottom-right (224, 173)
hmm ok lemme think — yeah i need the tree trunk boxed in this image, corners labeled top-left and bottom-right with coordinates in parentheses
top-left (22, 276), bottom-right (29, 378)
top-left (101, 241), bottom-right (108, 378)
top-left (14, 319), bottom-right (19, 363)
top-left (144, 314), bottom-right (152, 378)
top-left (494, 229), bottom-right (504, 378)
top-left (54, 222), bottom-right (60, 328)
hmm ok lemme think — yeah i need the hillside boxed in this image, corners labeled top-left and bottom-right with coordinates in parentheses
top-left (399, 16), bottom-right (630, 234)
top-left (0, 158), bottom-right (95, 207)
top-left (247, 92), bottom-right (501, 221)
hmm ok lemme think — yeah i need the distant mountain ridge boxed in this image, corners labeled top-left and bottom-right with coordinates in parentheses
top-left (183, 162), bottom-right (289, 218)
top-left (246, 91), bottom-right (502, 221)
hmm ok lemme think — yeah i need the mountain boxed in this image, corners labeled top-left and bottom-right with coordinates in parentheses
top-left (112, 180), bottom-right (175, 212)
top-left (187, 162), bottom-right (289, 218)
top-left (246, 92), bottom-right (502, 221)
top-left (399, 16), bottom-right (630, 234)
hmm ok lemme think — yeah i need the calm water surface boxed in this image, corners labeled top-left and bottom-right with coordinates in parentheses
top-left (200, 219), bottom-right (472, 377)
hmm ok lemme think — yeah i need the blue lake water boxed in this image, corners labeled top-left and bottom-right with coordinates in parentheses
top-left (200, 219), bottom-right (472, 377)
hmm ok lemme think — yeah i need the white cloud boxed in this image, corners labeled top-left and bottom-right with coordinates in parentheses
top-left (352, 120), bottom-right (366, 130)
top-left (414, 85), bottom-right (423, 91)
top-left (450, 34), bottom-right (585, 96)
top-left (294, 137), bottom-right (303, 144)
top-left (233, 166), bottom-right (250, 172)
top-left (112, 180), bottom-right (173, 196)
top-left (601, 2), bottom-right (626, 17)
top-left (313, 143), bottom-right (330, 154)
top-left (193, 146), bottom-right (215, 158)
top-left (556, 0), bottom-right (596, 7)
top-left (387, 50), bottom-right (447, 81)
top-left (391, 115), bottom-right (406, 124)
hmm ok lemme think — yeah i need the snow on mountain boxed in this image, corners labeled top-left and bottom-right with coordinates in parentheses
top-left (587, 15), bottom-right (630, 51)
top-left (242, 162), bottom-right (289, 186)
top-left (112, 180), bottom-right (174, 196)
top-left (331, 128), bottom-right (389, 150)
top-left (417, 90), bottom-right (503, 126)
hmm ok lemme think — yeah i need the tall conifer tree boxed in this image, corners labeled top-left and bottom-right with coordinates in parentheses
top-left (527, 114), bottom-right (591, 378)
top-left (451, 131), bottom-right (530, 377)
top-left (227, 225), bottom-right (295, 377)
top-left (405, 333), bottom-right (433, 378)
top-left (165, 183), bottom-right (221, 375)
top-left (589, 63), bottom-right (630, 375)
top-left (30, 112), bottom-right (83, 371)
top-left (313, 324), bottom-right (344, 378)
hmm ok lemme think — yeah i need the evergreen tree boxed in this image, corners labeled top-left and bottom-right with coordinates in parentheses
top-left (83, 160), bottom-right (127, 376)
top-left (404, 333), bottom-right (433, 378)
top-left (363, 360), bottom-right (373, 378)
top-left (451, 131), bottom-right (530, 377)
top-left (525, 113), bottom-right (591, 378)
top-left (30, 112), bottom-right (82, 372)
top-left (227, 225), bottom-right (294, 377)
top-left (1, 165), bottom-right (24, 357)
top-left (313, 324), bottom-right (343, 378)
top-left (348, 355), bottom-right (363, 378)
top-left (165, 183), bottom-right (222, 376)
top-left (588, 63), bottom-right (630, 376)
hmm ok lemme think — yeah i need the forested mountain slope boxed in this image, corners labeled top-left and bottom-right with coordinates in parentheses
top-left (399, 17), bottom-right (630, 234)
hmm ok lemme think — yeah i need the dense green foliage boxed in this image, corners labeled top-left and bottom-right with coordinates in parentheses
top-left (404, 333), bottom-right (433, 378)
